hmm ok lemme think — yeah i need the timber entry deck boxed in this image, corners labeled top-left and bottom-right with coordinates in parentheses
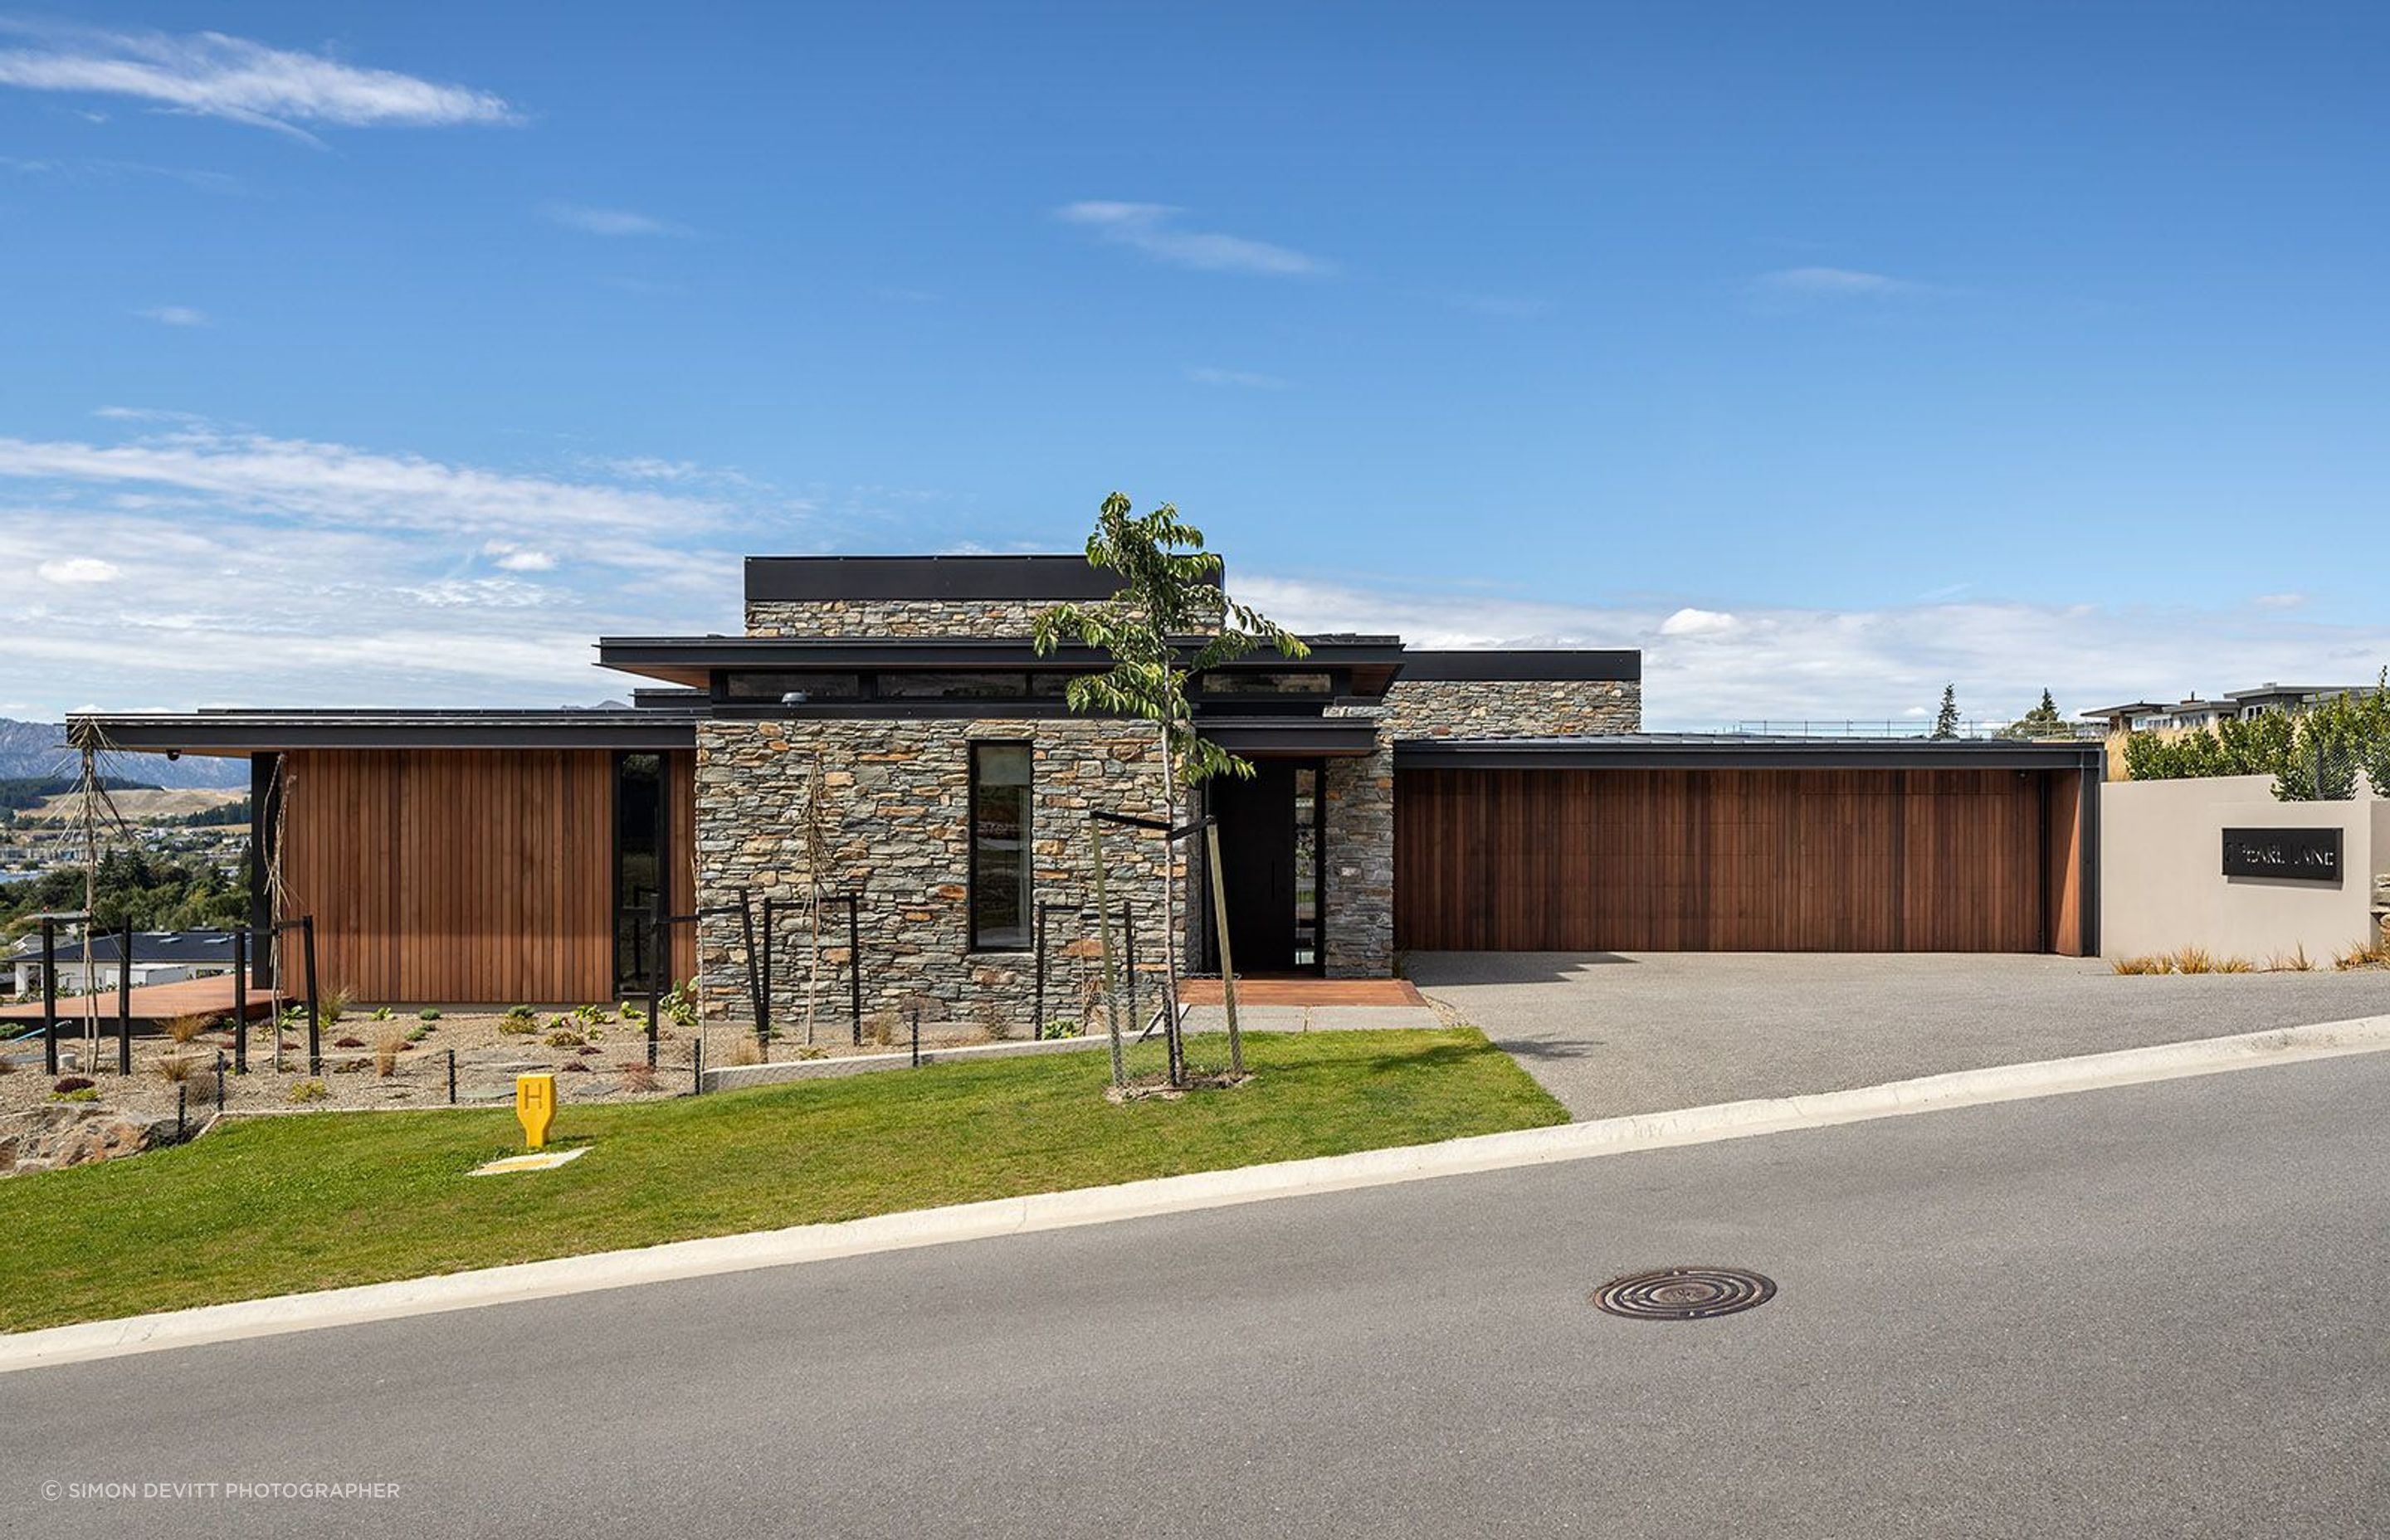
top-left (1177, 977), bottom-right (1427, 1007)
top-left (0, 974), bottom-right (277, 1029)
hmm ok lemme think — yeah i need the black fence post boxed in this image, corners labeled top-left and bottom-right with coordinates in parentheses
top-left (232, 928), bottom-right (249, 1074)
top-left (757, 894), bottom-right (775, 1048)
top-left (117, 916), bottom-right (134, 1075)
top-left (446, 1047), bottom-right (457, 1105)
top-left (40, 916), bottom-right (57, 1077)
top-left (1032, 899), bottom-right (1048, 1040)
top-left (1121, 901), bottom-right (1139, 1040)
top-left (846, 890), bottom-right (864, 1047)
top-left (214, 1051), bottom-right (226, 1114)
top-left (301, 916), bottom-right (321, 1077)
top-left (176, 1083), bottom-right (188, 1142)
top-left (648, 891), bottom-right (667, 1070)
top-left (692, 1035), bottom-right (705, 1095)
top-left (738, 888), bottom-right (764, 1047)
top-left (909, 1000), bottom-right (921, 1067)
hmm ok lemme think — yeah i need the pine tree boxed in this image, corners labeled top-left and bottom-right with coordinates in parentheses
top-left (1931, 685), bottom-right (1962, 739)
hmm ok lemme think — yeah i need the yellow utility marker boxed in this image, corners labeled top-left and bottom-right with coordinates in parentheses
top-left (515, 1073), bottom-right (557, 1150)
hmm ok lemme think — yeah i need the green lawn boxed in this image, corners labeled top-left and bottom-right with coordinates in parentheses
top-left (0, 1028), bottom-right (1563, 1333)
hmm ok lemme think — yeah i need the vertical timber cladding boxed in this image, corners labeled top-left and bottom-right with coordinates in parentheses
top-left (275, 748), bottom-right (697, 1002)
top-left (1397, 767), bottom-right (2077, 953)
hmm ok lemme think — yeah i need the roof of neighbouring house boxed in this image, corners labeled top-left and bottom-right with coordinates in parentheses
top-left (6, 929), bottom-right (236, 965)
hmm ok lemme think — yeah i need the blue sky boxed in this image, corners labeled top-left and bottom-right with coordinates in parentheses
top-left (2, 3), bottom-right (2384, 727)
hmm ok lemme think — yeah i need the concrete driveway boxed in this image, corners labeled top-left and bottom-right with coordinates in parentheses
top-left (1409, 950), bottom-right (2390, 1119)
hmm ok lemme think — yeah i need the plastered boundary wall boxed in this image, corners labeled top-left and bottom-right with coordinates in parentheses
top-left (2100, 773), bottom-right (2386, 960)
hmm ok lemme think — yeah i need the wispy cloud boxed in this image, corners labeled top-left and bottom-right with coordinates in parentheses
top-left (0, 419), bottom-right (804, 714)
top-left (1187, 366), bottom-right (1290, 391)
top-left (1235, 573), bottom-right (2390, 732)
top-left (1057, 202), bottom-right (1333, 276)
top-left (540, 202), bottom-right (689, 238)
top-left (1753, 266), bottom-right (1929, 300)
top-left (1, 154), bottom-right (245, 193)
top-left (136, 305), bottom-right (209, 327)
top-left (0, 24), bottom-right (517, 142)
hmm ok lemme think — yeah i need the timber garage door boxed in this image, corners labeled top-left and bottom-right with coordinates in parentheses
top-left (1397, 768), bottom-right (2070, 953)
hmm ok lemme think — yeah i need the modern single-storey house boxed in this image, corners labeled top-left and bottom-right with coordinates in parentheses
top-left (7, 929), bottom-right (237, 997)
top-left (76, 554), bottom-right (2102, 1023)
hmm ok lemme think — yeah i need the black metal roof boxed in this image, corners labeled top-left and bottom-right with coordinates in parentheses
top-left (744, 554), bottom-right (1140, 604)
top-left (1394, 733), bottom-right (2107, 772)
top-left (7, 929), bottom-right (236, 965)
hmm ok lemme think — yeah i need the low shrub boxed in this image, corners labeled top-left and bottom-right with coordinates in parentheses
top-left (576, 1044), bottom-right (601, 1056)
top-left (154, 1055), bottom-right (202, 1085)
top-left (417, 1007), bottom-right (441, 1023)
top-left (53, 1086), bottom-right (99, 1103)
top-left (505, 1004), bottom-right (535, 1023)
top-left (2168, 945), bottom-right (2218, 975)
top-left (1038, 1018), bottom-right (1085, 1040)
top-left (405, 1026), bottom-right (430, 1043)
top-left (321, 987), bottom-right (352, 1028)
top-left (51, 1075), bottom-right (95, 1094)
top-left (725, 1037), bottom-right (764, 1067)
top-left (617, 1062), bottom-right (659, 1094)
top-left (332, 1035), bottom-right (366, 1050)
top-left (373, 1027), bottom-right (409, 1078)
top-left (558, 1059), bottom-right (590, 1074)
top-left (286, 1079), bottom-right (328, 1104)
top-left (544, 1028), bottom-right (587, 1049)
top-left (0, 1057), bottom-right (13, 1076)
top-left (2336, 935), bottom-right (2390, 972)
top-left (497, 1016), bottom-right (537, 1036)
top-left (162, 1012), bottom-right (217, 1046)
top-left (2268, 946), bottom-right (2317, 972)
top-left (795, 1045), bottom-right (829, 1061)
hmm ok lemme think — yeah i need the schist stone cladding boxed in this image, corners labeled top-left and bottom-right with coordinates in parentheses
top-left (695, 714), bottom-right (1185, 1035)
top-left (690, 590), bottom-right (1635, 1027)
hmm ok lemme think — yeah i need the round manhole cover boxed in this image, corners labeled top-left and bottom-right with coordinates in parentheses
top-left (1592, 1266), bottom-right (1775, 1320)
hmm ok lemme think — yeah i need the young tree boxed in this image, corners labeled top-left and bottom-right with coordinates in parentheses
top-left (1034, 493), bottom-right (1309, 1084)
top-left (1930, 685), bottom-right (1962, 740)
top-left (1996, 688), bottom-right (2068, 740)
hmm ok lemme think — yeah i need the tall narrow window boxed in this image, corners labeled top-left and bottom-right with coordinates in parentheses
top-left (969, 743), bottom-right (1032, 950)
top-left (614, 753), bottom-right (666, 995)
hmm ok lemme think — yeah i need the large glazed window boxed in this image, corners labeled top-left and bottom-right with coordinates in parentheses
top-left (614, 752), bottom-right (666, 995)
top-left (969, 743), bottom-right (1032, 951)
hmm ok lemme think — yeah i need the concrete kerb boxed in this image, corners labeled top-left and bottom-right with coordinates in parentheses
top-left (6, 1012), bottom-right (2386, 1375)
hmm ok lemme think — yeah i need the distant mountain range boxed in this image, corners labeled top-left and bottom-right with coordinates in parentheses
top-left (0, 720), bottom-right (249, 790)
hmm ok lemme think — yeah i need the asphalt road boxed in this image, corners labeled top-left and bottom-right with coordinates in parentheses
top-left (1411, 949), bottom-right (2390, 1118)
top-left (7, 1052), bottom-right (2387, 1539)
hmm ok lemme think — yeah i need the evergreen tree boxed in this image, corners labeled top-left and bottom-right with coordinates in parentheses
top-left (1931, 685), bottom-right (1962, 739)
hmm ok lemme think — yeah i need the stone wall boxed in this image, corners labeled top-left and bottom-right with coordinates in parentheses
top-left (744, 598), bottom-right (1056, 639)
top-left (1323, 735), bottom-right (1395, 977)
top-left (695, 716), bottom-right (1194, 1037)
top-left (1380, 677), bottom-right (1641, 739)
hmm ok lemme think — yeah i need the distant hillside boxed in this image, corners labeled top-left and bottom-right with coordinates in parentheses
top-left (0, 719), bottom-right (249, 789)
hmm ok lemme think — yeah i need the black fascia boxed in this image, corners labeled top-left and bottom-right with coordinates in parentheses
top-left (1397, 650), bottom-right (1642, 683)
top-left (1393, 737), bottom-right (2108, 772)
top-left (76, 710), bottom-right (700, 755)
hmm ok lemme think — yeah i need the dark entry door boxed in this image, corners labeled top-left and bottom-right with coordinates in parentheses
top-left (1207, 758), bottom-right (1324, 973)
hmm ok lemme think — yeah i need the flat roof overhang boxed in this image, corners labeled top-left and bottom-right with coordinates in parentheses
top-left (596, 635), bottom-right (1407, 697)
top-left (1394, 734), bottom-right (2108, 772)
top-left (1398, 649), bottom-right (1641, 683)
top-left (1195, 716), bottom-right (1383, 757)
top-left (74, 709), bottom-right (701, 757)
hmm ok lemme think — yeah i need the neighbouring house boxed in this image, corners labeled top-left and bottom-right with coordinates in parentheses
top-left (2081, 682), bottom-right (2384, 736)
top-left (73, 553), bottom-right (2103, 1021)
top-left (7, 928), bottom-right (237, 997)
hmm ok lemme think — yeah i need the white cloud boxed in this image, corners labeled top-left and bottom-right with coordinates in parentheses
top-left (1755, 266), bottom-right (1925, 299)
top-left (1233, 573), bottom-right (2390, 733)
top-left (138, 305), bottom-right (209, 327)
top-left (540, 203), bottom-right (688, 237)
top-left (1187, 366), bottom-right (1290, 391)
top-left (1057, 202), bottom-right (1333, 276)
top-left (0, 25), bottom-right (518, 140)
top-left (483, 540), bottom-right (557, 572)
top-left (1659, 607), bottom-right (1737, 637)
top-left (0, 418), bottom-right (802, 714)
top-left (2252, 592), bottom-right (2307, 610)
top-left (38, 557), bottom-right (120, 585)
